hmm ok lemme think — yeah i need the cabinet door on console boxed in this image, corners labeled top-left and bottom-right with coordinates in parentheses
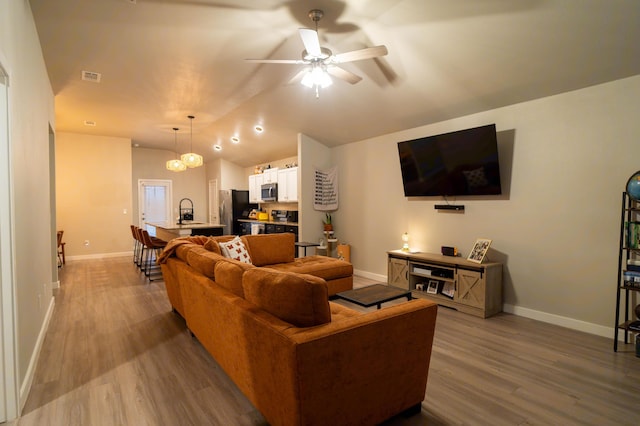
top-left (388, 257), bottom-right (409, 290)
top-left (455, 269), bottom-right (484, 309)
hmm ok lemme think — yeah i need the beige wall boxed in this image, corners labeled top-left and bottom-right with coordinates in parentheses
top-left (1, 0), bottom-right (56, 415)
top-left (56, 133), bottom-right (133, 257)
top-left (132, 147), bottom-right (207, 224)
top-left (332, 75), bottom-right (640, 335)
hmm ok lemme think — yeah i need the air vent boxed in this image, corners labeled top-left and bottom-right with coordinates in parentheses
top-left (84, 120), bottom-right (96, 127)
top-left (81, 71), bottom-right (101, 83)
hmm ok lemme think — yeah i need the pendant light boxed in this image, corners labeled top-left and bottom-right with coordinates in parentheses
top-left (166, 127), bottom-right (187, 172)
top-left (181, 115), bottom-right (203, 168)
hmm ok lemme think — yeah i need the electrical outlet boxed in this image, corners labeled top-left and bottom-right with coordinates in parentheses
top-left (84, 240), bottom-right (90, 247)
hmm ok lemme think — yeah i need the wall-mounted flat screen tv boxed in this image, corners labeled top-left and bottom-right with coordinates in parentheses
top-left (397, 124), bottom-right (502, 197)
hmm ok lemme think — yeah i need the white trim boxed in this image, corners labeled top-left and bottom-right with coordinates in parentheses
top-left (18, 297), bottom-right (54, 411)
top-left (503, 304), bottom-right (613, 339)
top-left (373, 269), bottom-right (614, 338)
top-left (354, 269), bottom-right (387, 283)
top-left (65, 252), bottom-right (133, 261)
top-left (0, 55), bottom-right (18, 421)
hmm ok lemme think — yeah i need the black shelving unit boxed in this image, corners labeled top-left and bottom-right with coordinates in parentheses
top-left (614, 191), bottom-right (640, 351)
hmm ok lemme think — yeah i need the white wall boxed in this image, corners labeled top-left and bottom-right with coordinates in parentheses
top-left (0, 0), bottom-right (56, 416)
top-left (298, 134), bottom-right (331, 244)
top-left (333, 75), bottom-right (640, 334)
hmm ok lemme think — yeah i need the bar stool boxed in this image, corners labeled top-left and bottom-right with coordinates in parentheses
top-left (140, 229), bottom-right (167, 281)
top-left (130, 225), bottom-right (141, 265)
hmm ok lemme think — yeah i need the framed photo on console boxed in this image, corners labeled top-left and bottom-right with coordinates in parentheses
top-left (426, 280), bottom-right (439, 294)
top-left (441, 282), bottom-right (454, 298)
top-left (467, 238), bottom-right (492, 263)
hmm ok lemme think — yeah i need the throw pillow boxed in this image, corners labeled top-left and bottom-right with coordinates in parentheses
top-left (219, 236), bottom-right (252, 264)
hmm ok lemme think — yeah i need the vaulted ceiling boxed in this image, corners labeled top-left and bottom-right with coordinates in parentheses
top-left (29, 0), bottom-right (640, 167)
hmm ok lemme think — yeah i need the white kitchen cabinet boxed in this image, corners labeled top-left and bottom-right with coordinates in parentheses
top-left (277, 167), bottom-right (298, 202)
top-left (249, 173), bottom-right (263, 203)
top-left (262, 168), bottom-right (279, 184)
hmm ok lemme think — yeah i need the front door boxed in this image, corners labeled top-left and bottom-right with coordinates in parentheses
top-left (138, 179), bottom-right (172, 235)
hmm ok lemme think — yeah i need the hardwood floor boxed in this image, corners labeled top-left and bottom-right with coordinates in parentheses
top-left (18, 256), bottom-right (640, 425)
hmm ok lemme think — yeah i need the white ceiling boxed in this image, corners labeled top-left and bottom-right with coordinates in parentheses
top-left (29, 0), bottom-right (640, 167)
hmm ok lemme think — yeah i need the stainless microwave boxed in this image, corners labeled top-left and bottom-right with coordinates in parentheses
top-left (261, 183), bottom-right (278, 202)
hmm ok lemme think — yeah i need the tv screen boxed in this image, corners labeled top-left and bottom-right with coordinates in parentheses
top-left (397, 124), bottom-right (502, 197)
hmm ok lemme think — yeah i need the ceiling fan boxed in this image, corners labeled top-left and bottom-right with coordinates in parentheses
top-left (245, 9), bottom-right (388, 97)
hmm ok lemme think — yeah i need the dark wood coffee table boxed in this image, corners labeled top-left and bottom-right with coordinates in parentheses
top-left (336, 284), bottom-right (412, 309)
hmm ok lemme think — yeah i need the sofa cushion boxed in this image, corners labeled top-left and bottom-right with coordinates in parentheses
top-left (175, 243), bottom-right (198, 262)
top-left (186, 246), bottom-right (225, 279)
top-left (243, 268), bottom-right (331, 328)
top-left (219, 236), bottom-right (252, 264)
top-left (267, 255), bottom-right (353, 280)
top-left (214, 259), bottom-right (254, 297)
top-left (241, 233), bottom-right (295, 267)
top-left (204, 235), bottom-right (237, 255)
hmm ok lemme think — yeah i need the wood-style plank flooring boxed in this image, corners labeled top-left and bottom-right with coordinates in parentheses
top-left (18, 256), bottom-right (640, 425)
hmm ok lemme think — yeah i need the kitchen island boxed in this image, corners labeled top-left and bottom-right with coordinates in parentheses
top-left (146, 222), bottom-right (225, 241)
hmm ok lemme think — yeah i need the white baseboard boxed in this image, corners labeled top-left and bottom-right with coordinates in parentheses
top-left (52, 279), bottom-right (60, 289)
top-left (363, 271), bottom-right (614, 339)
top-left (503, 304), bottom-right (614, 339)
top-left (66, 251), bottom-right (132, 261)
top-left (19, 296), bottom-right (55, 411)
top-left (353, 269), bottom-right (386, 283)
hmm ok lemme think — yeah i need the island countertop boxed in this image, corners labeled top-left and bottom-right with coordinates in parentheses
top-left (146, 222), bottom-right (225, 240)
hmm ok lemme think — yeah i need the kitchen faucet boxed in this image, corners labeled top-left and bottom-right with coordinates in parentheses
top-left (178, 198), bottom-right (194, 224)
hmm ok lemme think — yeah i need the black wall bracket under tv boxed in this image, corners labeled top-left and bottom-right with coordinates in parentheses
top-left (434, 204), bottom-right (465, 211)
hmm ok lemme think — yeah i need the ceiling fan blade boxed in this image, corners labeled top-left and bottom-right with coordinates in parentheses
top-left (327, 66), bottom-right (362, 85)
top-left (245, 59), bottom-right (305, 64)
top-left (333, 45), bottom-right (389, 63)
top-left (299, 28), bottom-right (322, 57)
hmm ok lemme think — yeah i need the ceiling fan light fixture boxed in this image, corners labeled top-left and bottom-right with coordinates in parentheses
top-left (301, 64), bottom-right (332, 89)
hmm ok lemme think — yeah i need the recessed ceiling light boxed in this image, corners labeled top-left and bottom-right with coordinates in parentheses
top-left (254, 125), bottom-right (264, 133)
top-left (230, 136), bottom-right (240, 144)
top-left (84, 120), bottom-right (96, 126)
top-left (213, 145), bottom-right (222, 151)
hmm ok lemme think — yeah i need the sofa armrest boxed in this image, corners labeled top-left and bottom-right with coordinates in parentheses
top-left (285, 299), bottom-right (438, 425)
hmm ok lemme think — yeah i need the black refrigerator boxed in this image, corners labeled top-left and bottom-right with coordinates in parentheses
top-left (219, 189), bottom-right (257, 235)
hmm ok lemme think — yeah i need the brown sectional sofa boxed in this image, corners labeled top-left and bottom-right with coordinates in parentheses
top-left (158, 233), bottom-right (438, 425)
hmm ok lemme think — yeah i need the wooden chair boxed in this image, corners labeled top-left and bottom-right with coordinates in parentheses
top-left (57, 230), bottom-right (66, 267)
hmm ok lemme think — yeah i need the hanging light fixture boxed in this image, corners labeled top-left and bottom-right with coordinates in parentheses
top-left (181, 115), bottom-right (203, 168)
top-left (301, 62), bottom-right (332, 98)
top-left (166, 127), bottom-right (187, 172)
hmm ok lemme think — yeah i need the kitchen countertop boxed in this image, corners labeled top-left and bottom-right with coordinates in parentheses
top-left (147, 222), bottom-right (225, 231)
top-left (237, 219), bottom-right (299, 226)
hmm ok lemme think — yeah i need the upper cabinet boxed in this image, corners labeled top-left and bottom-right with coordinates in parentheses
top-left (278, 167), bottom-right (298, 203)
top-left (262, 168), bottom-right (279, 184)
top-left (249, 173), bottom-right (263, 203)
